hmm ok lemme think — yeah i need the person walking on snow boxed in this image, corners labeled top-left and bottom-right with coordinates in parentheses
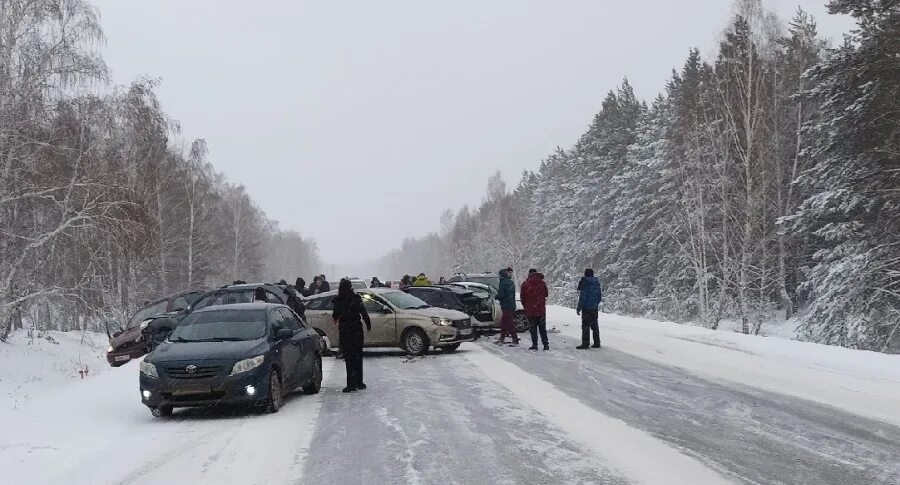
top-left (332, 279), bottom-right (372, 393)
top-left (412, 273), bottom-right (433, 286)
top-left (495, 268), bottom-right (519, 346)
top-left (520, 269), bottom-right (549, 351)
top-left (576, 269), bottom-right (602, 349)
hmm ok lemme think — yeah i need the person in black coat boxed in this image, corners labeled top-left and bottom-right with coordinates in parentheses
top-left (332, 279), bottom-right (371, 393)
top-left (318, 275), bottom-right (331, 293)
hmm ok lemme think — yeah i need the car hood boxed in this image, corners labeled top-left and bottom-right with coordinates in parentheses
top-left (148, 338), bottom-right (267, 364)
top-left (110, 326), bottom-right (142, 349)
top-left (407, 306), bottom-right (470, 321)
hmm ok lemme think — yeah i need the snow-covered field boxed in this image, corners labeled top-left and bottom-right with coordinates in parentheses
top-left (1, 307), bottom-right (898, 485)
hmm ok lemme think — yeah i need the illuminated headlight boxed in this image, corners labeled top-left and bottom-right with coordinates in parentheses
top-left (431, 317), bottom-right (453, 326)
top-left (230, 355), bottom-right (265, 376)
top-left (139, 319), bottom-right (152, 330)
top-left (107, 345), bottom-right (114, 353)
top-left (142, 390), bottom-right (151, 399)
top-left (140, 360), bottom-right (159, 379)
top-left (245, 385), bottom-right (256, 396)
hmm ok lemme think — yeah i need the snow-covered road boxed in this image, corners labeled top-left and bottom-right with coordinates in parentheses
top-left (2, 307), bottom-right (899, 484)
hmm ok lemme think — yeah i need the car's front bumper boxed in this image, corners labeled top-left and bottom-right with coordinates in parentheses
top-left (107, 346), bottom-right (146, 366)
top-left (140, 365), bottom-right (269, 409)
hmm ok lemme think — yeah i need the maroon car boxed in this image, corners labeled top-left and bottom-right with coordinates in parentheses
top-left (106, 290), bottom-right (204, 367)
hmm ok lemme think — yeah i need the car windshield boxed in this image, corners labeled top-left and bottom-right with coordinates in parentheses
top-left (126, 300), bottom-right (168, 328)
top-left (192, 289), bottom-right (254, 310)
top-left (380, 291), bottom-right (430, 310)
top-left (168, 309), bottom-right (267, 342)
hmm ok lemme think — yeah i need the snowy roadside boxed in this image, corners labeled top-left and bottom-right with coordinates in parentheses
top-left (0, 329), bottom-right (110, 411)
top-left (546, 306), bottom-right (900, 427)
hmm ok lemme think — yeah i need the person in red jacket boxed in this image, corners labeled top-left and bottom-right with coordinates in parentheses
top-left (520, 269), bottom-right (550, 350)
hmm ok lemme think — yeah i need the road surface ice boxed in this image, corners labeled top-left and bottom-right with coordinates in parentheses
top-left (1, 307), bottom-right (898, 484)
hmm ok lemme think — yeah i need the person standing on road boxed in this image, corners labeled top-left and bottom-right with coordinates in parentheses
top-left (412, 273), bottom-right (433, 286)
top-left (576, 269), bottom-right (602, 349)
top-left (495, 268), bottom-right (519, 346)
top-left (370, 277), bottom-right (384, 288)
top-left (332, 279), bottom-right (372, 393)
top-left (520, 269), bottom-right (549, 351)
top-left (254, 286), bottom-right (268, 302)
top-left (318, 276), bottom-right (331, 293)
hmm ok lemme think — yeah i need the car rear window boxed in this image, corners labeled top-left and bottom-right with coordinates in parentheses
top-left (192, 289), bottom-right (254, 310)
top-left (169, 309), bottom-right (267, 341)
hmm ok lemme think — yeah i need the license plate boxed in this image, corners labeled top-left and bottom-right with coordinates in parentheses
top-left (459, 328), bottom-right (472, 336)
top-left (172, 384), bottom-right (211, 395)
top-left (114, 355), bottom-right (130, 362)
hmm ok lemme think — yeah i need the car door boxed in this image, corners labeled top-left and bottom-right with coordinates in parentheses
top-left (359, 293), bottom-right (397, 346)
top-left (280, 308), bottom-right (315, 382)
top-left (305, 295), bottom-right (337, 348)
top-left (270, 309), bottom-right (300, 388)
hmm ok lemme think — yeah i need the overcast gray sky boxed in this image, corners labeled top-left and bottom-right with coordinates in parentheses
top-left (92, 0), bottom-right (853, 265)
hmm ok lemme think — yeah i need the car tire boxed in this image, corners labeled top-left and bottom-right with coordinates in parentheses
top-left (302, 355), bottom-right (322, 395)
top-left (514, 313), bottom-right (530, 333)
top-left (402, 328), bottom-right (430, 356)
top-left (264, 368), bottom-right (283, 414)
top-left (442, 343), bottom-right (461, 353)
top-left (151, 405), bottom-right (173, 418)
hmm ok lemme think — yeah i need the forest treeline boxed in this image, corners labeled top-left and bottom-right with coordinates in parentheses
top-left (378, 0), bottom-right (899, 352)
top-left (0, 0), bottom-right (321, 339)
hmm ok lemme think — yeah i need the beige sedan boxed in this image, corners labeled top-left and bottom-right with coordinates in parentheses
top-left (304, 288), bottom-right (474, 355)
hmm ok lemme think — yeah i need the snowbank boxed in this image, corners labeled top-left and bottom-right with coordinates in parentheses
top-left (0, 329), bottom-right (109, 410)
top-left (548, 306), bottom-right (900, 427)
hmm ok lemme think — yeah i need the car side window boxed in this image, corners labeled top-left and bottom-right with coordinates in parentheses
top-left (307, 296), bottom-right (334, 311)
top-left (270, 309), bottom-right (286, 334)
top-left (418, 290), bottom-right (440, 306)
top-left (172, 296), bottom-right (190, 311)
top-left (361, 296), bottom-right (383, 313)
top-left (265, 290), bottom-right (283, 304)
top-left (184, 292), bottom-right (202, 305)
top-left (280, 308), bottom-right (301, 331)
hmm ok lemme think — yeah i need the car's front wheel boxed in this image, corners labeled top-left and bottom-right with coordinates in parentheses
top-left (150, 405), bottom-right (172, 418)
top-left (402, 328), bottom-right (430, 356)
top-left (264, 369), bottom-right (283, 414)
top-left (302, 356), bottom-right (322, 395)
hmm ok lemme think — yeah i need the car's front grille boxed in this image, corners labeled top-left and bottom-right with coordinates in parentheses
top-left (452, 318), bottom-right (472, 329)
top-left (165, 366), bottom-right (221, 379)
top-left (162, 391), bottom-right (226, 402)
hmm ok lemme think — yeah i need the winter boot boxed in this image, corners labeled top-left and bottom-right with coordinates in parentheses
top-left (529, 345), bottom-right (539, 351)
top-left (591, 342), bottom-right (601, 348)
top-left (576, 344), bottom-right (589, 349)
top-left (543, 344), bottom-right (550, 351)
top-left (342, 386), bottom-right (357, 393)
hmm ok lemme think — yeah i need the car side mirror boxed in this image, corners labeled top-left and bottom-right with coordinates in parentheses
top-left (276, 328), bottom-right (293, 340)
top-left (380, 306), bottom-right (393, 314)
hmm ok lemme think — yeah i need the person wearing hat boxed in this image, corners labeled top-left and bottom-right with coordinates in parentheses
top-left (412, 273), bottom-right (433, 286)
top-left (576, 269), bottom-right (602, 349)
top-left (520, 269), bottom-right (549, 350)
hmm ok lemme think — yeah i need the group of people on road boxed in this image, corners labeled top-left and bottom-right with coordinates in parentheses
top-left (498, 267), bottom-right (603, 350)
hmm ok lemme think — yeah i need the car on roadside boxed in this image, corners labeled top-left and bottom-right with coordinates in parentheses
top-left (304, 288), bottom-right (474, 355)
top-left (139, 303), bottom-right (322, 417)
top-left (447, 276), bottom-right (529, 333)
top-left (109, 282), bottom-right (294, 366)
top-left (403, 285), bottom-right (493, 335)
top-left (105, 289), bottom-right (205, 367)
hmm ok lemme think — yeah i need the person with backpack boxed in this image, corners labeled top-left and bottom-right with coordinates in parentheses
top-left (576, 268), bottom-right (602, 349)
top-left (520, 269), bottom-right (549, 351)
top-left (494, 268), bottom-right (519, 346)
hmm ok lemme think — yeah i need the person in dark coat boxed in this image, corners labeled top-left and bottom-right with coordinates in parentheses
top-left (285, 285), bottom-right (306, 321)
top-left (495, 268), bottom-right (519, 346)
top-left (332, 279), bottom-right (371, 393)
top-left (296, 277), bottom-right (309, 296)
top-left (576, 268), bottom-right (602, 349)
top-left (254, 286), bottom-right (268, 302)
top-left (520, 269), bottom-right (549, 350)
top-left (318, 276), bottom-right (331, 294)
top-left (400, 275), bottom-right (412, 287)
top-left (307, 277), bottom-right (319, 295)
top-left (370, 277), bottom-right (384, 288)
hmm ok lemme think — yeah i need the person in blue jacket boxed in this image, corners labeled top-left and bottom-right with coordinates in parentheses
top-left (576, 268), bottom-right (602, 349)
top-left (495, 268), bottom-right (519, 346)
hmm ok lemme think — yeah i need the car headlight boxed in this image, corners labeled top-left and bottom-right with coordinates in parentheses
top-left (139, 319), bottom-right (152, 330)
top-left (107, 345), bottom-right (114, 353)
top-left (230, 355), bottom-right (265, 376)
top-left (140, 361), bottom-right (158, 379)
top-left (431, 317), bottom-right (453, 326)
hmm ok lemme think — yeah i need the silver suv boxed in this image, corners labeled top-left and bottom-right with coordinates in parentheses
top-left (304, 288), bottom-right (474, 355)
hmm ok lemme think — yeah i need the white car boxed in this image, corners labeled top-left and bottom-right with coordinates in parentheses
top-left (448, 282), bottom-right (529, 333)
